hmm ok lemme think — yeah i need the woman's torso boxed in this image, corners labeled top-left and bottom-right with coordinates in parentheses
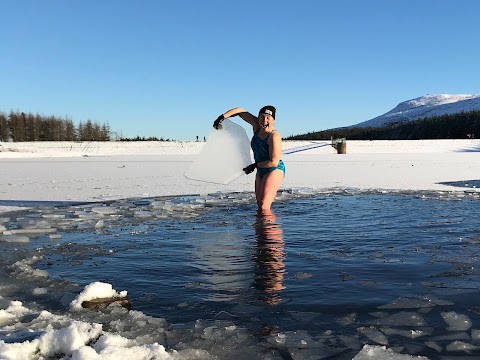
top-left (251, 129), bottom-right (273, 163)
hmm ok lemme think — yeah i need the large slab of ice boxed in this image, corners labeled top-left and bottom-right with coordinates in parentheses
top-left (184, 120), bottom-right (252, 185)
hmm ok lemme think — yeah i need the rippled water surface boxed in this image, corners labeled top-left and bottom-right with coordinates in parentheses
top-left (2, 190), bottom-right (480, 359)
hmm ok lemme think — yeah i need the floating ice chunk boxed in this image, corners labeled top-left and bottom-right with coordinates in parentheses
top-left (32, 269), bottom-right (48, 277)
top-left (371, 311), bottom-right (427, 327)
top-left (91, 207), bottom-right (118, 216)
top-left (338, 335), bottom-right (362, 350)
top-left (94, 220), bottom-right (105, 229)
top-left (0, 235), bottom-right (30, 243)
top-left (337, 312), bottom-right (357, 326)
top-left (0, 225), bottom-right (6, 232)
top-left (431, 332), bottom-right (470, 341)
top-left (277, 330), bottom-right (313, 348)
top-left (290, 188), bottom-right (317, 195)
top-left (424, 340), bottom-right (442, 352)
top-left (203, 326), bottom-right (224, 341)
top-left (49, 234), bottom-right (61, 240)
top-left (12, 256), bottom-right (42, 276)
top-left (272, 332), bottom-right (286, 344)
top-left (357, 326), bottom-right (388, 345)
top-left (70, 282), bottom-right (128, 310)
top-left (378, 295), bottom-right (451, 309)
top-left (369, 251), bottom-right (385, 259)
top-left (380, 327), bottom-right (433, 339)
top-left (403, 343), bottom-right (426, 355)
top-left (293, 272), bottom-right (313, 279)
top-left (18, 219), bottom-right (52, 229)
top-left (33, 288), bottom-right (48, 296)
top-left (172, 213), bottom-right (196, 220)
top-left (369, 311), bottom-right (389, 319)
top-left (441, 311), bottom-right (472, 331)
top-left (352, 345), bottom-right (429, 360)
top-left (446, 340), bottom-right (480, 352)
top-left (289, 311), bottom-right (319, 323)
top-left (42, 214), bottom-right (66, 219)
top-left (74, 211), bottom-right (101, 219)
top-left (472, 329), bottom-right (480, 342)
top-left (9, 228), bottom-right (57, 236)
top-left (419, 293), bottom-right (456, 306)
top-left (189, 204), bottom-right (205, 210)
top-left (134, 211), bottom-right (153, 218)
top-left (150, 200), bottom-right (166, 208)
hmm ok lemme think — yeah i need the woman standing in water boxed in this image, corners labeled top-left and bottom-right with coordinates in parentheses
top-left (213, 106), bottom-right (285, 212)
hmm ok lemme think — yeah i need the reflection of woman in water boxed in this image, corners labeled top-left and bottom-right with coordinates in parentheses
top-left (253, 210), bottom-right (285, 306)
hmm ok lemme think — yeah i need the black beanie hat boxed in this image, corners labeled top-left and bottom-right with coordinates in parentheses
top-left (259, 105), bottom-right (276, 119)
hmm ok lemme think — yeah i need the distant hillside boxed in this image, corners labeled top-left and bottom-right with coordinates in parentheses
top-left (353, 94), bottom-right (480, 128)
top-left (285, 110), bottom-right (480, 141)
top-left (286, 94), bottom-right (480, 140)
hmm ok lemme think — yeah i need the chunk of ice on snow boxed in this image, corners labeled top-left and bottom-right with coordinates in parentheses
top-left (70, 282), bottom-right (128, 310)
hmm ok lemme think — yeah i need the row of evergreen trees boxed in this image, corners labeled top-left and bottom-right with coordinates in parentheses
top-left (4, 108), bottom-right (479, 142)
top-left (285, 110), bottom-right (480, 140)
top-left (0, 111), bottom-right (111, 142)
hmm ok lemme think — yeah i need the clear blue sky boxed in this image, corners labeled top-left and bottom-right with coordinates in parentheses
top-left (1, 0), bottom-right (479, 141)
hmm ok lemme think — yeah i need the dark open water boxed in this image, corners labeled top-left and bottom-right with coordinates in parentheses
top-left (1, 190), bottom-right (480, 359)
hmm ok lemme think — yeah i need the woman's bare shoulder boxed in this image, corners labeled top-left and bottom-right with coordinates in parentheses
top-left (271, 130), bottom-right (282, 140)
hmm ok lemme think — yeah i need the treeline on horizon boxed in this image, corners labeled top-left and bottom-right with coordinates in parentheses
top-left (285, 110), bottom-right (480, 141)
top-left (0, 111), bottom-right (173, 142)
top-left (0, 111), bottom-right (112, 142)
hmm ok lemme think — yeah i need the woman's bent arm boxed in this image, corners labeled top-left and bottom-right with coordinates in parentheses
top-left (224, 108), bottom-right (258, 129)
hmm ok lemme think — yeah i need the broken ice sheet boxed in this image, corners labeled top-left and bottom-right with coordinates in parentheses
top-left (441, 311), bottom-right (472, 331)
top-left (371, 311), bottom-right (427, 327)
top-left (380, 327), bottom-right (433, 339)
top-left (378, 295), bottom-right (453, 310)
top-left (357, 326), bottom-right (388, 345)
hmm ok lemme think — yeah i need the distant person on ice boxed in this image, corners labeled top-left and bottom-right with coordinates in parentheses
top-left (213, 105), bottom-right (285, 212)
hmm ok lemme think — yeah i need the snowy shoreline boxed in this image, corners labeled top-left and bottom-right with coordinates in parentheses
top-left (1, 140), bottom-right (479, 214)
top-left (1, 139), bottom-right (479, 157)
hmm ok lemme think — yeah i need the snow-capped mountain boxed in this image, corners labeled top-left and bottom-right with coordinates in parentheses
top-left (353, 94), bottom-right (480, 128)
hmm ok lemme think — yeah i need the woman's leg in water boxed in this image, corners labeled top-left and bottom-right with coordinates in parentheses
top-left (255, 170), bottom-right (284, 212)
